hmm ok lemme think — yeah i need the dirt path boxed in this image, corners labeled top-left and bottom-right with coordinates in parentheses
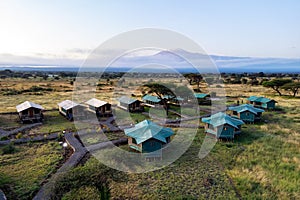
top-left (0, 189), bottom-right (6, 200)
top-left (0, 123), bottom-right (42, 139)
top-left (0, 133), bottom-right (59, 146)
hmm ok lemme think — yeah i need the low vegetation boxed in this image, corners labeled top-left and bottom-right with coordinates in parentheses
top-left (0, 73), bottom-right (299, 199)
top-left (0, 142), bottom-right (63, 200)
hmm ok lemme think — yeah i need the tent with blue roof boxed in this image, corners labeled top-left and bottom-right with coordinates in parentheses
top-left (246, 96), bottom-right (276, 109)
top-left (228, 104), bottom-right (265, 123)
top-left (124, 120), bottom-right (174, 154)
top-left (117, 96), bottom-right (143, 112)
top-left (194, 93), bottom-right (210, 99)
top-left (194, 93), bottom-right (211, 105)
top-left (163, 95), bottom-right (184, 105)
top-left (142, 94), bottom-right (162, 106)
top-left (201, 112), bottom-right (244, 139)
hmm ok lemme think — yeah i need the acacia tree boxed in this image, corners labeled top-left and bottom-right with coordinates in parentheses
top-left (183, 73), bottom-right (203, 92)
top-left (144, 83), bottom-right (175, 115)
top-left (281, 82), bottom-right (300, 97)
top-left (262, 79), bottom-right (292, 96)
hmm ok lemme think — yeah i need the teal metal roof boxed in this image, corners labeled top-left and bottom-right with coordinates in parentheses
top-left (118, 96), bottom-right (138, 105)
top-left (163, 95), bottom-right (184, 101)
top-left (142, 94), bottom-right (161, 103)
top-left (194, 93), bottom-right (209, 99)
top-left (124, 120), bottom-right (174, 144)
top-left (247, 96), bottom-right (273, 103)
top-left (202, 112), bottom-right (244, 129)
top-left (228, 104), bottom-right (265, 115)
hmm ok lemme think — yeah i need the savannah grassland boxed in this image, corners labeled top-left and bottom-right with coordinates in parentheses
top-left (0, 76), bottom-right (299, 199)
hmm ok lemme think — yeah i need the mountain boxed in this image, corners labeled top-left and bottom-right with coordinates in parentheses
top-left (0, 49), bottom-right (299, 73)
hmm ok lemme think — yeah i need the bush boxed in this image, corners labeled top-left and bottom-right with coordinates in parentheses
top-left (16, 132), bottom-right (23, 139)
top-left (1, 144), bottom-right (16, 155)
top-left (0, 136), bottom-right (9, 141)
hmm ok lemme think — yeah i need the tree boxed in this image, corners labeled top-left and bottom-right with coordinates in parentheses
top-left (144, 83), bottom-right (175, 115)
top-left (183, 73), bottom-right (203, 91)
top-left (262, 79), bottom-right (292, 96)
top-left (241, 78), bottom-right (247, 84)
top-left (281, 82), bottom-right (300, 97)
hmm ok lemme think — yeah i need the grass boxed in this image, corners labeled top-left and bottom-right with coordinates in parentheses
top-left (113, 108), bottom-right (149, 125)
top-left (80, 131), bottom-right (125, 146)
top-left (0, 78), bottom-right (74, 112)
top-left (105, 137), bottom-right (238, 199)
top-left (55, 130), bottom-right (238, 199)
top-left (0, 142), bottom-right (63, 200)
top-left (1, 78), bottom-right (300, 199)
top-left (211, 108), bottom-right (300, 199)
top-left (33, 111), bottom-right (76, 134)
top-left (0, 114), bottom-right (20, 130)
top-left (30, 111), bottom-right (92, 135)
top-left (57, 83), bottom-right (300, 199)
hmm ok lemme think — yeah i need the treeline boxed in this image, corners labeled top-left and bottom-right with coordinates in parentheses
top-left (1, 86), bottom-right (54, 95)
top-left (0, 69), bottom-right (126, 80)
top-left (183, 72), bottom-right (300, 97)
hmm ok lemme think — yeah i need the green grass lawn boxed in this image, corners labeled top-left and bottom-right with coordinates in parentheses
top-left (0, 114), bottom-right (20, 130)
top-left (113, 108), bottom-right (149, 125)
top-left (105, 136), bottom-right (238, 199)
top-left (33, 111), bottom-right (92, 134)
top-left (34, 111), bottom-right (76, 134)
top-left (54, 130), bottom-right (238, 200)
top-left (53, 104), bottom-right (300, 199)
top-left (80, 131), bottom-right (125, 146)
top-left (0, 142), bottom-right (63, 200)
top-left (211, 108), bottom-right (300, 199)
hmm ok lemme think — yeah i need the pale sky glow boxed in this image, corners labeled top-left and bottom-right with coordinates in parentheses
top-left (0, 0), bottom-right (300, 64)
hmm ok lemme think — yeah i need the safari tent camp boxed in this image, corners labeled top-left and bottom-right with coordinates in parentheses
top-left (58, 100), bottom-right (85, 121)
top-left (163, 95), bottom-right (184, 105)
top-left (142, 94), bottom-right (162, 106)
top-left (16, 101), bottom-right (44, 123)
top-left (124, 120), bottom-right (174, 158)
top-left (117, 96), bottom-right (144, 112)
top-left (85, 98), bottom-right (112, 117)
top-left (247, 96), bottom-right (276, 109)
top-left (194, 93), bottom-right (211, 105)
top-left (202, 112), bottom-right (244, 139)
top-left (228, 104), bottom-right (265, 123)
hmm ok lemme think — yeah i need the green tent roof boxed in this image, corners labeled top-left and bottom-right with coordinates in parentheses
top-left (163, 95), bottom-right (184, 101)
top-left (202, 112), bottom-right (244, 129)
top-left (124, 120), bottom-right (174, 144)
top-left (247, 96), bottom-right (274, 103)
top-left (142, 94), bottom-right (161, 103)
top-left (117, 96), bottom-right (139, 105)
top-left (194, 93), bottom-right (209, 99)
top-left (228, 104), bottom-right (265, 115)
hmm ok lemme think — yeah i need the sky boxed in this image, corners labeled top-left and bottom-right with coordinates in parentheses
top-left (0, 0), bottom-right (300, 66)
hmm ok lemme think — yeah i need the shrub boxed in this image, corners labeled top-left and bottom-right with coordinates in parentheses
top-left (1, 144), bottom-right (16, 155)
top-left (0, 136), bottom-right (8, 141)
top-left (16, 132), bottom-right (23, 139)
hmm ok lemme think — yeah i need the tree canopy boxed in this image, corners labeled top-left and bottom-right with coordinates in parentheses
top-left (262, 79), bottom-right (292, 96)
top-left (281, 82), bottom-right (300, 97)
